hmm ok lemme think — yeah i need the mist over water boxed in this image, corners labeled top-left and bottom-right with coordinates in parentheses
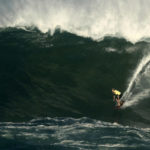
top-left (1, 0), bottom-right (150, 42)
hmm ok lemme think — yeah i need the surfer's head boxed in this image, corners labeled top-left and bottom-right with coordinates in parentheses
top-left (112, 88), bottom-right (115, 92)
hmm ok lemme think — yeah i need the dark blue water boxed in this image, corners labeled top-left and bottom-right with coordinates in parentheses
top-left (0, 117), bottom-right (150, 150)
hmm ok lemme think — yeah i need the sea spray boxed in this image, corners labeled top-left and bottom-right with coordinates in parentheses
top-left (1, 0), bottom-right (150, 42)
top-left (122, 51), bottom-right (150, 107)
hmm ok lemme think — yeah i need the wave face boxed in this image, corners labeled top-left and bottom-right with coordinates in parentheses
top-left (0, 117), bottom-right (150, 150)
top-left (1, 0), bottom-right (150, 42)
top-left (1, 27), bottom-right (150, 127)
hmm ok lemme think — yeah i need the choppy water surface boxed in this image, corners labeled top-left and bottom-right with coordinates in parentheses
top-left (0, 117), bottom-right (150, 150)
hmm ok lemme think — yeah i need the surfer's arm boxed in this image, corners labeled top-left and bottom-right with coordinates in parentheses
top-left (113, 95), bottom-right (115, 101)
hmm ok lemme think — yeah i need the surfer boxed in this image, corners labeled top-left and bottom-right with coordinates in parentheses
top-left (112, 88), bottom-right (123, 109)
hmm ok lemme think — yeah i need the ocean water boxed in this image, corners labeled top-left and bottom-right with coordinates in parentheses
top-left (0, 117), bottom-right (150, 150)
top-left (1, 0), bottom-right (150, 149)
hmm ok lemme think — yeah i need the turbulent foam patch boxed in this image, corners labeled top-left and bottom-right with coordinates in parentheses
top-left (0, 117), bottom-right (150, 150)
top-left (105, 47), bottom-right (117, 52)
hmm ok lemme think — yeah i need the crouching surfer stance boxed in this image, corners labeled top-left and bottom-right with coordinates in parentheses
top-left (112, 88), bottom-right (124, 109)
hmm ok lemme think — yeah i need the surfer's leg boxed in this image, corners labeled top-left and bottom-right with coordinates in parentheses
top-left (117, 95), bottom-right (120, 99)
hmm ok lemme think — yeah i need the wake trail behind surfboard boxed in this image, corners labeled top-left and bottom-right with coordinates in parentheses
top-left (121, 53), bottom-right (150, 108)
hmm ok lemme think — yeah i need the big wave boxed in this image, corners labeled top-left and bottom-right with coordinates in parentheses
top-left (0, 27), bottom-right (150, 126)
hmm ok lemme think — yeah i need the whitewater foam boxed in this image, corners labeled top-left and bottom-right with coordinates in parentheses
top-left (122, 89), bottom-right (150, 108)
top-left (1, 0), bottom-right (150, 42)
